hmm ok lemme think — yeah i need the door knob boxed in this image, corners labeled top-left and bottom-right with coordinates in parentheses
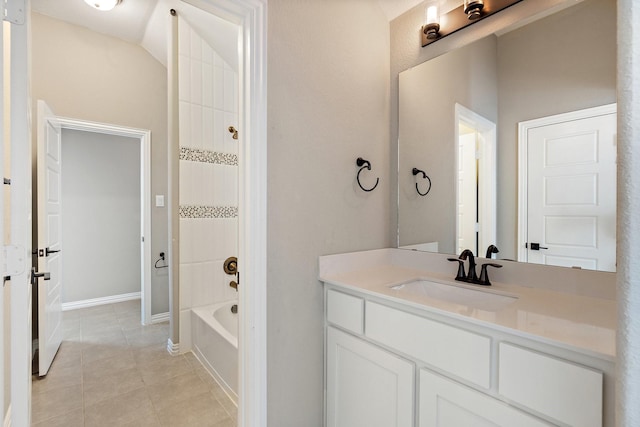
top-left (45, 247), bottom-right (61, 256)
top-left (36, 247), bottom-right (62, 257)
top-left (31, 267), bottom-right (50, 285)
top-left (527, 242), bottom-right (548, 251)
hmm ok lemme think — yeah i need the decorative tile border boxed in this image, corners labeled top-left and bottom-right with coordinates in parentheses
top-left (180, 205), bottom-right (238, 219)
top-left (180, 147), bottom-right (238, 166)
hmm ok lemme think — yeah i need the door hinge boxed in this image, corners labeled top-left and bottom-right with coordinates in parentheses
top-left (4, 245), bottom-right (26, 277)
top-left (3, 0), bottom-right (26, 25)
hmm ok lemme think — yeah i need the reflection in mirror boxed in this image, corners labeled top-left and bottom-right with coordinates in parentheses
top-left (398, 0), bottom-right (616, 272)
top-left (455, 104), bottom-right (496, 256)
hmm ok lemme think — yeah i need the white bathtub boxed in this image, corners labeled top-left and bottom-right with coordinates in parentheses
top-left (191, 301), bottom-right (238, 403)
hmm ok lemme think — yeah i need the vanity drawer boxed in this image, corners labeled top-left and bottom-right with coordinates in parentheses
top-left (365, 301), bottom-right (491, 388)
top-left (498, 343), bottom-right (603, 427)
top-left (326, 289), bottom-right (364, 334)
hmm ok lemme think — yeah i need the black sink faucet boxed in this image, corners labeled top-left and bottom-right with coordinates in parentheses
top-left (449, 249), bottom-right (502, 286)
top-left (459, 249), bottom-right (478, 283)
top-left (479, 263), bottom-right (502, 286)
top-left (485, 245), bottom-right (499, 259)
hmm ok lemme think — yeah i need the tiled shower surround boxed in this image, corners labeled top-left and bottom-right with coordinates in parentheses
top-left (178, 17), bottom-right (239, 350)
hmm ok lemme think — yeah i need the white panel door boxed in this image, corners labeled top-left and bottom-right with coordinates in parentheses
top-left (524, 106), bottom-right (616, 271)
top-left (326, 327), bottom-right (414, 427)
top-left (419, 369), bottom-right (552, 427)
top-left (36, 100), bottom-right (64, 376)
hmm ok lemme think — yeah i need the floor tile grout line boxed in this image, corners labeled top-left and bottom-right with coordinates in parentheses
top-left (36, 301), bottom-right (237, 426)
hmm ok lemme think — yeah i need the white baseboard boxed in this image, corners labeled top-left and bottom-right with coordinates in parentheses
top-left (167, 338), bottom-right (180, 355)
top-left (62, 292), bottom-right (141, 311)
top-left (4, 404), bottom-right (11, 427)
top-left (151, 312), bottom-right (170, 324)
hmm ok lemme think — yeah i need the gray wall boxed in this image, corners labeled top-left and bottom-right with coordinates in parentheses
top-left (398, 36), bottom-right (498, 254)
top-left (267, 0), bottom-right (391, 424)
top-left (31, 12), bottom-right (169, 314)
top-left (61, 129), bottom-right (140, 303)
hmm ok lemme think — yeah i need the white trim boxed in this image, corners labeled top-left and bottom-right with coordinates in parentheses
top-left (3, 405), bottom-right (10, 427)
top-left (61, 292), bottom-right (141, 311)
top-left (0, 19), bottom-right (4, 426)
top-left (50, 117), bottom-right (153, 326)
top-left (454, 103), bottom-right (497, 255)
top-left (174, 1), bottom-right (268, 426)
top-left (191, 347), bottom-right (239, 405)
top-left (10, 10), bottom-right (34, 427)
top-left (151, 312), bottom-right (170, 324)
top-left (517, 103), bottom-right (617, 262)
top-left (167, 338), bottom-right (180, 355)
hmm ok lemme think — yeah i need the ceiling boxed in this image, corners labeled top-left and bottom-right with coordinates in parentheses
top-left (30, 0), bottom-right (448, 67)
top-left (378, 0), bottom-right (424, 21)
top-left (31, 0), bottom-right (239, 69)
top-left (31, 0), bottom-right (158, 44)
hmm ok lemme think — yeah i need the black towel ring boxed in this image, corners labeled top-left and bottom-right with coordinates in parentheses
top-left (412, 167), bottom-right (432, 196)
top-left (356, 157), bottom-right (379, 192)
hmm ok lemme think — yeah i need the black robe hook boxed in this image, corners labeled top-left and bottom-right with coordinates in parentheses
top-left (412, 167), bottom-right (431, 196)
top-left (356, 157), bottom-right (379, 192)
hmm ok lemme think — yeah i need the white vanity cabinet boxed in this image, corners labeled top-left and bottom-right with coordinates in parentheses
top-left (419, 369), bottom-right (552, 427)
top-left (326, 326), bottom-right (415, 427)
top-left (324, 288), bottom-right (609, 427)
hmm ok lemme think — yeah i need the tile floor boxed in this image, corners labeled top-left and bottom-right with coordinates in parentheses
top-left (31, 300), bottom-right (237, 427)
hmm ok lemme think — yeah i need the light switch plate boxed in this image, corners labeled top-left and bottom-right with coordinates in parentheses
top-left (155, 195), bottom-right (165, 207)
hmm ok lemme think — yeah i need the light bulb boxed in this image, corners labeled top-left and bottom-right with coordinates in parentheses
top-left (423, 3), bottom-right (440, 40)
top-left (426, 5), bottom-right (439, 25)
top-left (84, 0), bottom-right (121, 12)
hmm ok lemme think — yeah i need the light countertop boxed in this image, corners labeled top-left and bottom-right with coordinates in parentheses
top-left (319, 250), bottom-right (616, 359)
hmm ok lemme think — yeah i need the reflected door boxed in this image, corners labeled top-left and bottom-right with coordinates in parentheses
top-left (456, 104), bottom-right (496, 256)
top-left (521, 105), bottom-right (616, 271)
top-left (457, 130), bottom-right (478, 254)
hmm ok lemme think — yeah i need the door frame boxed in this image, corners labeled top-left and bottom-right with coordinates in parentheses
top-left (454, 103), bottom-right (497, 255)
top-left (9, 0), bottom-right (268, 424)
top-left (53, 117), bottom-right (153, 325)
top-left (176, 1), bottom-right (268, 425)
top-left (0, 17), bottom-right (6, 426)
top-left (9, 6), bottom-right (34, 425)
top-left (517, 103), bottom-right (617, 262)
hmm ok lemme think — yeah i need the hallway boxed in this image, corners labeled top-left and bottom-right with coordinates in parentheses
top-left (31, 300), bottom-right (237, 426)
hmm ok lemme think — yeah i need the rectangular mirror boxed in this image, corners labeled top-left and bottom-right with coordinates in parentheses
top-left (398, 0), bottom-right (616, 272)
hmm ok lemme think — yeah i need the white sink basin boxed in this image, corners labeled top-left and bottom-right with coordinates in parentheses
top-left (389, 280), bottom-right (517, 311)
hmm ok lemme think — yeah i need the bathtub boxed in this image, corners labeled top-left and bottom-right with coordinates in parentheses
top-left (191, 301), bottom-right (238, 403)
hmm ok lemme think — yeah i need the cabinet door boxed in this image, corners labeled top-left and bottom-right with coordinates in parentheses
top-left (419, 369), bottom-right (552, 427)
top-left (327, 327), bottom-right (414, 427)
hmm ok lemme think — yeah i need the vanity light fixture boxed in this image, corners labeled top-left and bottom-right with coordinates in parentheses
top-left (421, 0), bottom-right (523, 48)
top-left (464, 0), bottom-right (485, 20)
top-left (422, 2), bottom-right (441, 40)
top-left (83, 0), bottom-right (121, 11)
